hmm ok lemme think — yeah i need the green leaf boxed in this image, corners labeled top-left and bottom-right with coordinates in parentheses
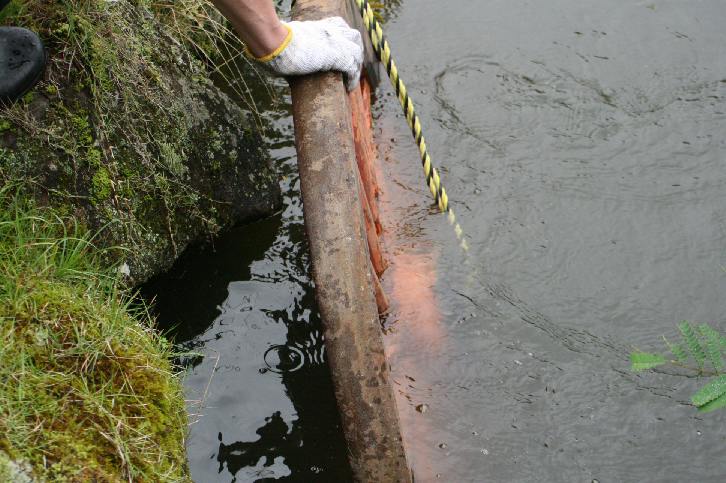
top-left (697, 392), bottom-right (726, 413)
top-left (679, 321), bottom-right (706, 369)
top-left (664, 338), bottom-right (689, 363)
top-left (691, 374), bottom-right (726, 407)
top-left (630, 352), bottom-right (667, 371)
top-left (698, 324), bottom-right (724, 372)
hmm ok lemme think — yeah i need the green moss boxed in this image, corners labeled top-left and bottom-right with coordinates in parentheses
top-left (91, 167), bottom-right (112, 203)
top-left (0, 1), bottom-right (23, 23)
top-left (45, 83), bottom-right (59, 96)
top-left (21, 91), bottom-right (35, 104)
top-left (87, 146), bottom-right (102, 168)
top-left (0, 1), bottom-right (253, 265)
top-left (159, 142), bottom-right (188, 179)
top-left (2, 0), bottom-right (280, 279)
top-left (0, 188), bottom-right (189, 482)
top-left (70, 114), bottom-right (93, 147)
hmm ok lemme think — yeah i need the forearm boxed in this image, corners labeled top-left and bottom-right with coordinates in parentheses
top-left (210, 0), bottom-right (288, 57)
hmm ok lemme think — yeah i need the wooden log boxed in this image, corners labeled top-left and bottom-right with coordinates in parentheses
top-left (289, 1), bottom-right (410, 481)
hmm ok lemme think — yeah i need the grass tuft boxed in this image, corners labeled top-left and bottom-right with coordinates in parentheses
top-left (0, 186), bottom-right (189, 482)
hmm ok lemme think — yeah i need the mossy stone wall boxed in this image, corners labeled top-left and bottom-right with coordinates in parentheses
top-left (1, 0), bottom-right (282, 284)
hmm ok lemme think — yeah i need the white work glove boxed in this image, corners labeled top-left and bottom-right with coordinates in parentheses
top-left (248, 17), bottom-right (364, 91)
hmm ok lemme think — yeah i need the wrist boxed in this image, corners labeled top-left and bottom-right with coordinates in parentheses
top-left (247, 21), bottom-right (290, 60)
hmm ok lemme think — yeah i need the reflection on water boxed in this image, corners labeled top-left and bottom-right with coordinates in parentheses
top-left (216, 411), bottom-right (292, 479)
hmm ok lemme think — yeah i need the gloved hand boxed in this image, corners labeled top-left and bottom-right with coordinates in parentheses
top-left (248, 17), bottom-right (364, 92)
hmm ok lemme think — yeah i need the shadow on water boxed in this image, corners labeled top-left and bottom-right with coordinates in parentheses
top-left (141, 215), bottom-right (354, 482)
top-left (143, 217), bottom-right (280, 343)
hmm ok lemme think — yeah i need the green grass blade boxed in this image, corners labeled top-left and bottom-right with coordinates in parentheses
top-left (698, 324), bottom-right (724, 372)
top-left (678, 321), bottom-right (706, 369)
top-left (691, 374), bottom-right (726, 407)
top-left (630, 352), bottom-right (667, 371)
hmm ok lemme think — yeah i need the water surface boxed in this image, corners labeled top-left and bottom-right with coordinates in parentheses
top-left (146, 0), bottom-right (726, 481)
top-left (377, 1), bottom-right (726, 481)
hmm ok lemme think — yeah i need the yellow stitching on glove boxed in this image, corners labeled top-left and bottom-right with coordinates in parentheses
top-left (245, 24), bottom-right (293, 63)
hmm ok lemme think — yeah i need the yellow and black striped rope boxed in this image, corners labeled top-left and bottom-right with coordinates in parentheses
top-left (354, 0), bottom-right (468, 251)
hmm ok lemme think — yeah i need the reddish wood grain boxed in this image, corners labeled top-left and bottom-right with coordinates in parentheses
top-left (350, 81), bottom-right (382, 234)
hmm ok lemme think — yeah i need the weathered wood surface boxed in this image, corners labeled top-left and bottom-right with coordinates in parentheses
top-left (289, 1), bottom-right (410, 481)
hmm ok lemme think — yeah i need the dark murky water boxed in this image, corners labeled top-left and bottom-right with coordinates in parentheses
top-left (142, 79), bottom-right (354, 481)
top-left (145, 0), bottom-right (726, 481)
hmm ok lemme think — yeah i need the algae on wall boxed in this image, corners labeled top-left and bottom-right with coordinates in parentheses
top-left (0, 0), bottom-right (282, 284)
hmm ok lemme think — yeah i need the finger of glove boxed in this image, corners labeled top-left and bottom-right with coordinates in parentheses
top-left (341, 38), bottom-right (364, 91)
top-left (344, 58), bottom-right (363, 91)
top-left (340, 26), bottom-right (363, 51)
top-left (336, 35), bottom-right (363, 70)
top-left (321, 17), bottom-right (362, 47)
top-left (304, 27), bottom-right (361, 73)
top-left (320, 17), bottom-right (364, 57)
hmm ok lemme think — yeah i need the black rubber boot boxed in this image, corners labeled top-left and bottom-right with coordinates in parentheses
top-left (0, 26), bottom-right (46, 104)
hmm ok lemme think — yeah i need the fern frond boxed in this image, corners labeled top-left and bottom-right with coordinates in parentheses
top-left (664, 337), bottom-right (689, 363)
top-left (697, 392), bottom-right (726, 413)
top-left (631, 352), bottom-right (667, 371)
top-left (691, 374), bottom-right (726, 409)
top-left (698, 324), bottom-right (724, 372)
top-left (678, 321), bottom-right (706, 370)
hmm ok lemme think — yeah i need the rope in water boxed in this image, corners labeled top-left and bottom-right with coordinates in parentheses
top-left (354, 0), bottom-right (468, 251)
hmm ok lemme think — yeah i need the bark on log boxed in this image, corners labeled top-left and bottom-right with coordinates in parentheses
top-left (371, 261), bottom-right (390, 315)
top-left (358, 170), bottom-right (387, 278)
top-left (350, 86), bottom-right (382, 232)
